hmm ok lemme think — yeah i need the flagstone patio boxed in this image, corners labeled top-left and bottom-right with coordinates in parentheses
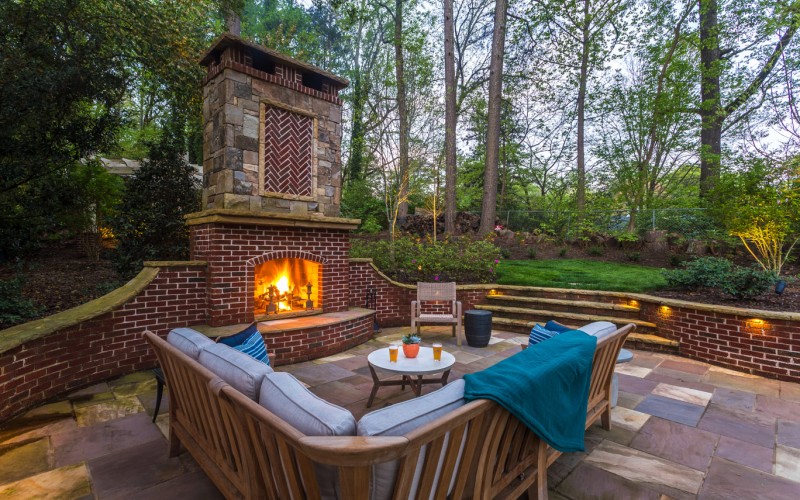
top-left (1, 326), bottom-right (799, 499)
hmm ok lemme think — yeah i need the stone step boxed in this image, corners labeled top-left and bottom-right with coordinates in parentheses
top-left (489, 316), bottom-right (677, 351)
top-left (491, 285), bottom-right (631, 305)
top-left (475, 304), bottom-right (658, 331)
top-left (485, 294), bottom-right (641, 319)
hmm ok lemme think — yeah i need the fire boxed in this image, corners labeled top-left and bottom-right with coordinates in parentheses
top-left (254, 258), bottom-right (321, 316)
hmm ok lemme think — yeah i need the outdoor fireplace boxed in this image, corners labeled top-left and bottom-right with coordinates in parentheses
top-left (254, 258), bottom-right (321, 317)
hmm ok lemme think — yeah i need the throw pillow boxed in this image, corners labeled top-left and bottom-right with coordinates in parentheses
top-left (544, 320), bottom-right (572, 333)
top-left (528, 324), bottom-right (558, 346)
top-left (218, 323), bottom-right (269, 365)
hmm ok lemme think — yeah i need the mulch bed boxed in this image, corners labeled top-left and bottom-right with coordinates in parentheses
top-left (649, 287), bottom-right (800, 313)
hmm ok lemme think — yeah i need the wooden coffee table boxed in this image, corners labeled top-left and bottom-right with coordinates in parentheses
top-left (366, 346), bottom-right (456, 407)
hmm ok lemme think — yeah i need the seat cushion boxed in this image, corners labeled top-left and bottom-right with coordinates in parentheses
top-left (579, 321), bottom-right (617, 341)
top-left (417, 313), bottom-right (457, 322)
top-left (260, 372), bottom-right (356, 499)
top-left (197, 343), bottom-right (273, 400)
top-left (357, 380), bottom-right (466, 500)
top-left (166, 328), bottom-right (215, 359)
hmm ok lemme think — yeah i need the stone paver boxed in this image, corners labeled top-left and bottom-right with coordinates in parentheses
top-left (1, 324), bottom-right (800, 498)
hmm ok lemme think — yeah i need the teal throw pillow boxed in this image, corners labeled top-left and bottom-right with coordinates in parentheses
top-left (528, 324), bottom-right (559, 346)
top-left (545, 320), bottom-right (572, 333)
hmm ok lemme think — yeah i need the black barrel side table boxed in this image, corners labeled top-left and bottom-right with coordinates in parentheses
top-left (464, 310), bottom-right (492, 347)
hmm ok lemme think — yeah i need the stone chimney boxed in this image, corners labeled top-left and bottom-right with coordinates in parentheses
top-left (199, 34), bottom-right (348, 216)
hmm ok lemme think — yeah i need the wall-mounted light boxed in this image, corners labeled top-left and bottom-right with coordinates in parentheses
top-left (628, 300), bottom-right (640, 308)
top-left (745, 318), bottom-right (768, 335)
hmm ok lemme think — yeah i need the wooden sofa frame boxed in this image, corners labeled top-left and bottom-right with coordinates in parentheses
top-left (144, 323), bottom-right (635, 499)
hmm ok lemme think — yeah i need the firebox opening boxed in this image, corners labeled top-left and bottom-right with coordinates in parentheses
top-left (254, 258), bottom-right (322, 318)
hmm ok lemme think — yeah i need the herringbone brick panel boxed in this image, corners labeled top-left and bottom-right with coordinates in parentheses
top-left (263, 105), bottom-right (312, 196)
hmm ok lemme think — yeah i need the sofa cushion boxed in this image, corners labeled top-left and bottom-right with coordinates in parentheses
top-left (198, 343), bottom-right (273, 400)
top-left (166, 328), bottom-right (215, 359)
top-left (528, 324), bottom-right (558, 346)
top-left (357, 379), bottom-right (466, 500)
top-left (260, 372), bottom-right (356, 499)
top-left (579, 321), bottom-right (617, 341)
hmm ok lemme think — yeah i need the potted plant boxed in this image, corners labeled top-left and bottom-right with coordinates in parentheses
top-left (401, 333), bottom-right (421, 358)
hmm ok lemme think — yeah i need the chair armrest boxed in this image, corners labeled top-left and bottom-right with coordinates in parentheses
top-left (268, 352), bottom-right (277, 366)
top-left (454, 301), bottom-right (462, 317)
top-left (411, 300), bottom-right (420, 317)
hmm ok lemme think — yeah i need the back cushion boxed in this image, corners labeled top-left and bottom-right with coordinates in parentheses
top-left (357, 379), bottom-right (466, 500)
top-left (197, 343), bottom-right (273, 400)
top-left (166, 328), bottom-right (215, 359)
top-left (260, 372), bottom-right (356, 499)
top-left (579, 321), bottom-right (617, 341)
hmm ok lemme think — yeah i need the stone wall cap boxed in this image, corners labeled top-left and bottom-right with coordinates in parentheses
top-left (200, 33), bottom-right (349, 88)
top-left (144, 260), bottom-right (208, 268)
top-left (185, 208), bottom-right (360, 230)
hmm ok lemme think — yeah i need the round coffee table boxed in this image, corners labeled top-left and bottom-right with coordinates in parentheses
top-left (366, 346), bottom-right (456, 407)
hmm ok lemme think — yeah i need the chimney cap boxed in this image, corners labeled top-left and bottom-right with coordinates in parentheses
top-left (199, 33), bottom-right (349, 88)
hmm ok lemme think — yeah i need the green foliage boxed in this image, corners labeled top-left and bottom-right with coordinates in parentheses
top-left (588, 246), bottom-right (604, 257)
top-left (625, 252), bottom-right (641, 262)
top-left (663, 257), bottom-right (733, 289)
top-left (528, 247), bottom-right (537, 259)
top-left (495, 259), bottom-right (667, 293)
top-left (558, 248), bottom-right (568, 257)
top-left (500, 248), bottom-right (511, 259)
top-left (110, 118), bottom-right (200, 279)
top-left (341, 180), bottom-right (386, 233)
top-left (721, 267), bottom-right (776, 300)
top-left (711, 158), bottom-right (800, 274)
top-left (0, 278), bottom-right (41, 329)
top-left (401, 333), bottom-right (421, 344)
top-left (350, 235), bottom-right (501, 283)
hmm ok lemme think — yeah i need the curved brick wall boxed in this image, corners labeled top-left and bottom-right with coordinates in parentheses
top-left (0, 262), bottom-right (208, 421)
top-left (637, 298), bottom-right (800, 382)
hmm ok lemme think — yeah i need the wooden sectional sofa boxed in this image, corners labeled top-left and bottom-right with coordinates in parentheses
top-left (144, 322), bottom-right (634, 499)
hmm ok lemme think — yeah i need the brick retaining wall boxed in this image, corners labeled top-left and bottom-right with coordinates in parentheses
top-left (0, 263), bottom-right (208, 421)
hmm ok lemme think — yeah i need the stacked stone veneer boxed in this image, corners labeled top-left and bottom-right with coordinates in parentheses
top-left (201, 34), bottom-right (345, 215)
top-left (189, 221), bottom-right (351, 327)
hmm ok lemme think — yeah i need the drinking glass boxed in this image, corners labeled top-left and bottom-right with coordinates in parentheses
top-left (389, 345), bottom-right (399, 362)
top-left (433, 343), bottom-right (443, 361)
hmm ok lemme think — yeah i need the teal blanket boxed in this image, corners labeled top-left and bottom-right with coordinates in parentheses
top-left (463, 330), bottom-right (597, 452)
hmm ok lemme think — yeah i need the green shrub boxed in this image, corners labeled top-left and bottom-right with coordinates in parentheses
top-left (588, 246), bottom-right (604, 256)
top-left (0, 278), bottom-right (41, 329)
top-left (663, 257), bottom-right (733, 289)
top-left (528, 247), bottom-right (537, 259)
top-left (500, 247), bottom-right (511, 259)
top-left (721, 267), bottom-right (775, 300)
top-left (669, 254), bottom-right (687, 267)
top-left (559, 248), bottom-right (568, 257)
top-left (350, 235), bottom-right (501, 283)
top-left (625, 251), bottom-right (641, 262)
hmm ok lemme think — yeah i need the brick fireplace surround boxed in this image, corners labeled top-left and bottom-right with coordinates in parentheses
top-left (2, 34), bottom-right (800, 421)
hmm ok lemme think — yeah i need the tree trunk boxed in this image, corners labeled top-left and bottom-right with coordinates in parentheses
top-left (698, 0), bottom-right (722, 198)
top-left (575, 0), bottom-right (590, 213)
top-left (480, 0), bottom-right (507, 234)
top-left (444, 0), bottom-right (457, 234)
top-left (394, 0), bottom-right (410, 218)
top-left (346, 16), bottom-right (367, 185)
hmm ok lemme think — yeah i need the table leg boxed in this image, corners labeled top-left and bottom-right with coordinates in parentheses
top-left (367, 364), bottom-right (381, 408)
top-left (440, 369), bottom-right (450, 387)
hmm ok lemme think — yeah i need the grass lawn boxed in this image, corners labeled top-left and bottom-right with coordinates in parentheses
top-left (495, 259), bottom-right (667, 293)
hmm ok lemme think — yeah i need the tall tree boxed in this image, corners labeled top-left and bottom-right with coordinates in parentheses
top-left (480, 0), bottom-right (508, 234)
top-left (697, 0), bottom-right (800, 197)
top-left (388, 0), bottom-right (411, 218)
top-left (444, 0), bottom-right (458, 233)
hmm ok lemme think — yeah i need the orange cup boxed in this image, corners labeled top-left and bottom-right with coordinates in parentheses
top-left (433, 343), bottom-right (443, 361)
top-left (389, 345), bottom-right (399, 362)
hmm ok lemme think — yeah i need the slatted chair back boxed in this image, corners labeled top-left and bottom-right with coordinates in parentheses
top-left (225, 381), bottom-right (496, 499)
top-left (143, 331), bottom-right (257, 499)
top-left (417, 281), bottom-right (457, 312)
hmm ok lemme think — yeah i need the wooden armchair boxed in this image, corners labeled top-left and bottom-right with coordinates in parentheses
top-left (411, 282), bottom-right (463, 346)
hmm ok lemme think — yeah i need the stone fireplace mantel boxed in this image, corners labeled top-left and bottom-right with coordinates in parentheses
top-left (185, 208), bottom-right (360, 230)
